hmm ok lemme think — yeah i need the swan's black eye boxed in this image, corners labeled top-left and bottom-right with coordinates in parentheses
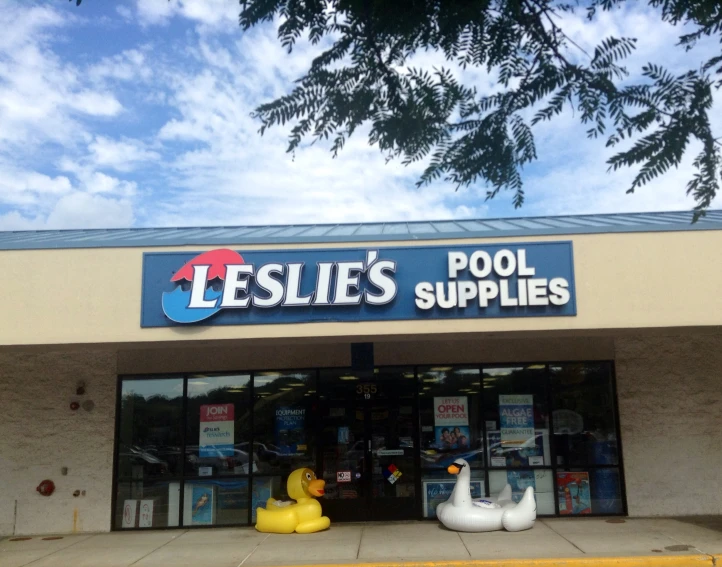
top-left (453, 462), bottom-right (466, 469)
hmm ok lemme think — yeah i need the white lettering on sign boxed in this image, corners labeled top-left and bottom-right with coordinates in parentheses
top-left (188, 250), bottom-right (399, 310)
top-left (415, 249), bottom-right (570, 310)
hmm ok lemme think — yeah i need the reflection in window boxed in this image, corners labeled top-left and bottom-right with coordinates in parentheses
top-left (483, 366), bottom-right (550, 468)
top-left (551, 363), bottom-right (619, 466)
top-left (252, 371), bottom-right (316, 477)
top-left (117, 378), bottom-right (183, 480)
top-left (185, 374), bottom-right (252, 477)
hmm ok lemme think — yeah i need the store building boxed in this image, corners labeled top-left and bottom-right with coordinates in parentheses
top-left (0, 209), bottom-right (721, 536)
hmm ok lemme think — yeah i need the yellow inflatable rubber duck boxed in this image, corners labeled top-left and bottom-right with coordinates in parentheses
top-left (255, 467), bottom-right (331, 534)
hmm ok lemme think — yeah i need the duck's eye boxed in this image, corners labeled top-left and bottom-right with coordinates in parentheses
top-left (305, 472), bottom-right (312, 480)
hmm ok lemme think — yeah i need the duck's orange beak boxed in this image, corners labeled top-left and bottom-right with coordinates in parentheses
top-left (447, 464), bottom-right (462, 475)
top-left (308, 479), bottom-right (325, 496)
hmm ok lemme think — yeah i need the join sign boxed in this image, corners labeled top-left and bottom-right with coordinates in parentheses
top-left (199, 404), bottom-right (234, 457)
top-left (140, 242), bottom-right (576, 327)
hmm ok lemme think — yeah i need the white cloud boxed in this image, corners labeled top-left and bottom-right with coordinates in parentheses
top-left (88, 49), bottom-right (153, 83)
top-left (135, 0), bottom-right (238, 29)
top-left (0, 3), bottom-right (123, 149)
top-left (0, 167), bottom-right (73, 207)
top-left (87, 136), bottom-right (160, 171)
top-left (44, 192), bottom-right (134, 229)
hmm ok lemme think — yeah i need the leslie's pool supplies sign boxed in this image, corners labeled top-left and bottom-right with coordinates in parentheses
top-left (141, 242), bottom-right (575, 327)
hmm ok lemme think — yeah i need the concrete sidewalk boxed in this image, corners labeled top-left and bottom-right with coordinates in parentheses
top-left (1, 517), bottom-right (720, 567)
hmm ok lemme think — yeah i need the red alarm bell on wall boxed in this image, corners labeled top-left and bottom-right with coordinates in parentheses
top-left (36, 480), bottom-right (55, 497)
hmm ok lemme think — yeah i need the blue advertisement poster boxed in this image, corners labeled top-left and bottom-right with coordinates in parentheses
top-left (189, 484), bottom-right (214, 525)
top-left (507, 471), bottom-right (536, 503)
top-left (499, 395), bottom-right (534, 448)
top-left (423, 480), bottom-right (483, 518)
top-left (274, 407), bottom-right (306, 454)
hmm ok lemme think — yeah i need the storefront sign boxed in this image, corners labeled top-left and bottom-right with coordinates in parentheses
top-left (140, 242), bottom-right (575, 327)
top-left (337, 471), bottom-right (352, 483)
top-left (499, 395), bottom-right (534, 448)
top-left (199, 403), bottom-right (234, 457)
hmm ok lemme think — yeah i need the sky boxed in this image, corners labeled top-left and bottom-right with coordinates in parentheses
top-left (0, 0), bottom-right (719, 231)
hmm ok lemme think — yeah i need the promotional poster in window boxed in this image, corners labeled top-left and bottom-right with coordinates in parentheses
top-left (557, 472), bottom-right (592, 514)
top-left (423, 480), bottom-right (483, 518)
top-left (422, 396), bottom-right (482, 468)
top-left (274, 407), bottom-right (307, 455)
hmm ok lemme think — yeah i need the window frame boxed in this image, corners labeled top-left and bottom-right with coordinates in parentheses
top-left (112, 360), bottom-right (626, 530)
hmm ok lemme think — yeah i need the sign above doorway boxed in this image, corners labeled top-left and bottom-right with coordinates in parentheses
top-left (140, 242), bottom-right (575, 327)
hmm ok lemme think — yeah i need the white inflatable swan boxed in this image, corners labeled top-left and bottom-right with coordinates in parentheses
top-left (436, 458), bottom-right (536, 532)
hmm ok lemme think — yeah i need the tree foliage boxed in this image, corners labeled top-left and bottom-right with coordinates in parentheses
top-left (238, 0), bottom-right (722, 219)
top-left (72, 0), bottom-right (722, 219)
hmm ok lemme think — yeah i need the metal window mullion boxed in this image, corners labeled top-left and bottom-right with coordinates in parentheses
top-left (248, 372), bottom-right (255, 526)
top-left (546, 364), bottom-right (561, 516)
top-left (179, 376), bottom-right (189, 527)
top-left (479, 365), bottom-right (491, 499)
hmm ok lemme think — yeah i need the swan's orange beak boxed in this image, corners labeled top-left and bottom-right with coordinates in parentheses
top-left (308, 479), bottom-right (325, 497)
top-left (447, 463), bottom-right (462, 475)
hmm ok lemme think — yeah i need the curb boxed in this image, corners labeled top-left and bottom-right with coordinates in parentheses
top-left (269, 556), bottom-right (715, 567)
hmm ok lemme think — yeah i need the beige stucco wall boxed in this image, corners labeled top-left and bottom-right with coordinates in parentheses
top-left (615, 333), bottom-right (722, 516)
top-left (1, 229), bottom-right (721, 347)
top-left (0, 350), bottom-right (116, 536)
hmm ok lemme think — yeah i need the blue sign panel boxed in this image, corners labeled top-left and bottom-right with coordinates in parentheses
top-left (140, 242), bottom-right (575, 327)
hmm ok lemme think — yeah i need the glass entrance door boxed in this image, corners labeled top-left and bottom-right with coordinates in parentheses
top-left (319, 368), bottom-right (417, 522)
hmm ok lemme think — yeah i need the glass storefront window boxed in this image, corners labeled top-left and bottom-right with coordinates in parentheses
top-left (419, 367), bottom-right (482, 519)
top-left (251, 477), bottom-right (284, 522)
top-left (115, 360), bottom-right (625, 527)
top-left (419, 367), bottom-right (482, 469)
top-left (422, 469), bottom-right (486, 518)
top-left (489, 469), bottom-right (555, 515)
top-left (252, 371), bottom-right (316, 476)
top-left (115, 480), bottom-right (178, 529)
top-left (483, 366), bottom-right (550, 468)
top-left (185, 374), bottom-right (252, 477)
top-left (551, 363), bottom-right (619, 466)
top-left (181, 479), bottom-right (257, 526)
top-left (117, 377), bottom-right (184, 480)
top-left (556, 468), bottom-right (623, 515)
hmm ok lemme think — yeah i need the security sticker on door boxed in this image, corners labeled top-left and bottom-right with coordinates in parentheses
top-left (337, 471), bottom-right (352, 483)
